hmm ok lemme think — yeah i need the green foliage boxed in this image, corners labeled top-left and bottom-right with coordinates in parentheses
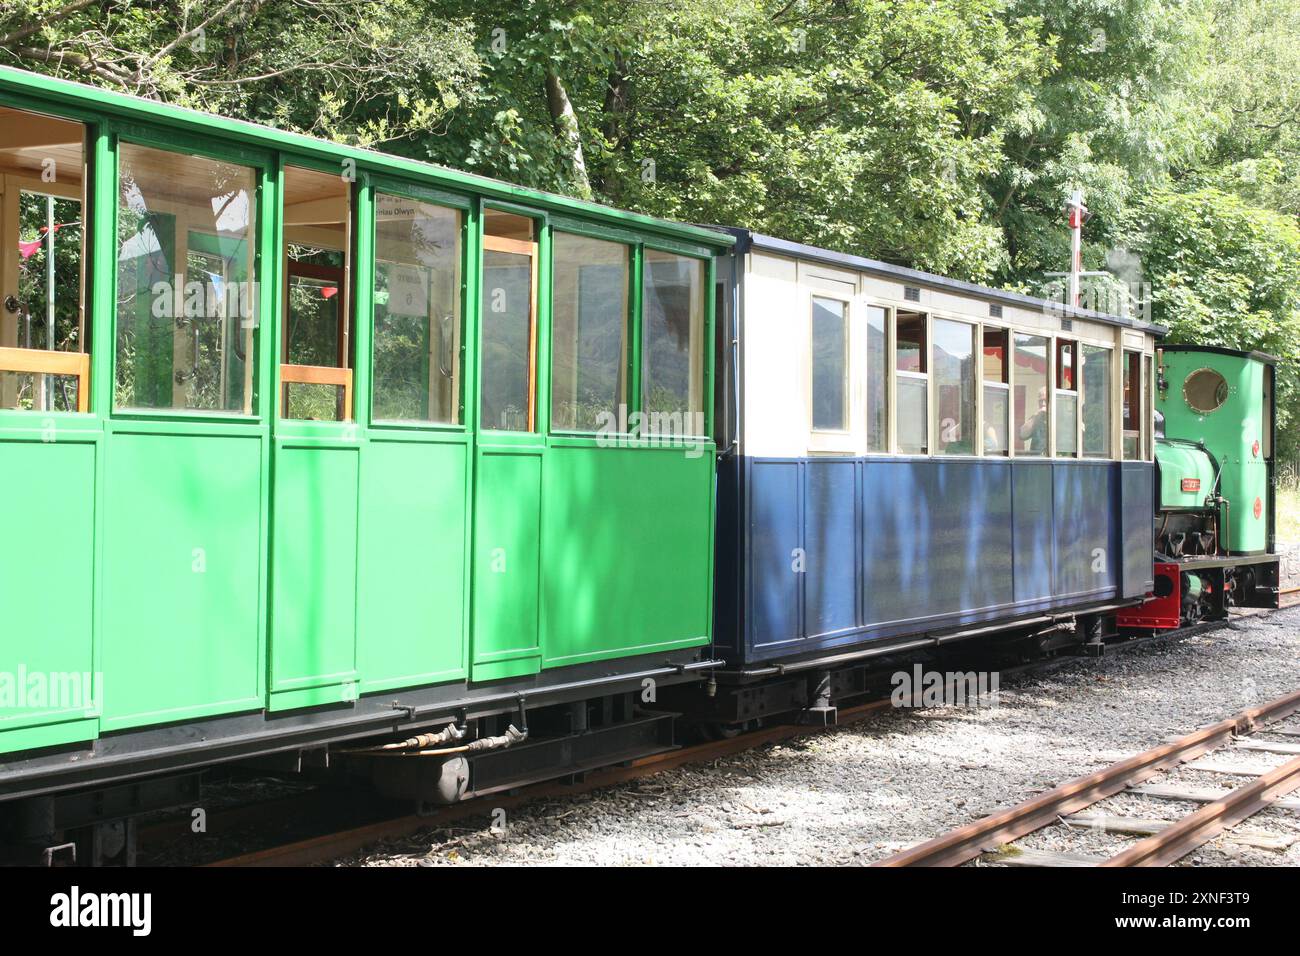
top-left (0, 0), bottom-right (481, 144)
top-left (1122, 187), bottom-right (1300, 457)
top-left (420, 0), bottom-right (1047, 281)
top-left (989, 0), bottom-right (1210, 292)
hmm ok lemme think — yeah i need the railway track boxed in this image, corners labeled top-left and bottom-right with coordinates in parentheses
top-left (873, 685), bottom-right (1300, 867)
top-left (191, 597), bottom-right (1299, 867)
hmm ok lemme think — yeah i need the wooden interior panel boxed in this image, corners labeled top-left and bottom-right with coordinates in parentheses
top-left (0, 107), bottom-right (84, 186)
top-left (484, 209), bottom-right (534, 242)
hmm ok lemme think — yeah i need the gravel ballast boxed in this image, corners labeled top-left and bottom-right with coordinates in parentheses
top-left (344, 606), bottom-right (1300, 867)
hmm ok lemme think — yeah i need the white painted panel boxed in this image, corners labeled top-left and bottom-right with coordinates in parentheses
top-left (743, 252), bottom-right (809, 457)
top-left (740, 246), bottom-right (1154, 460)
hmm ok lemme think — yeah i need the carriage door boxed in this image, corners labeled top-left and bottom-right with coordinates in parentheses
top-left (471, 209), bottom-right (544, 680)
top-left (269, 164), bottom-right (361, 709)
top-left (0, 106), bottom-right (97, 748)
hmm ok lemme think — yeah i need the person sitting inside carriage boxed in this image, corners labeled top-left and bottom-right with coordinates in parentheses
top-left (1019, 386), bottom-right (1049, 452)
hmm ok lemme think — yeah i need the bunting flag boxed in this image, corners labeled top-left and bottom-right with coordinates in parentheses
top-left (321, 286), bottom-right (338, 299)
top-left (18, 220), bottom-right (81, 260)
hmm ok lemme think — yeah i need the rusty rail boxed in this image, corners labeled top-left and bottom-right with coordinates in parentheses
top-left (1103, 753), bottom-right (1300, 866)
top-left (873, 686), bottom-right (1300, 867)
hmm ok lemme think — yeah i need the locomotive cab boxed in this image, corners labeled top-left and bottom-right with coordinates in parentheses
top-left (1143, 346), bottom-right (1280, 623)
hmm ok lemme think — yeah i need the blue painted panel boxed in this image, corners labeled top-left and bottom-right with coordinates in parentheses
top-left (735, 455), bottom-right (1138, 667)
top-left (1120, 462), bottom-right (1155, 598)
top-left (860, 460), bottom-right (1013, 627)
top-left (861, 460), bottom-right (933, 625)
top-left (928, 460), bottom-right (1014, 616)
top-left (804, 459), bottom-right (858, 636)
top-left (1053, 461), bottom-right (1117, 598)
top-left (748, 459), bottom-right (801, 649)
top-left (1011, 461), bottom-right (1054, 603)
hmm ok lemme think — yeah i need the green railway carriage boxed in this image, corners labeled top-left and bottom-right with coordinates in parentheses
top-left (0, 66), bottom-right (731, 834)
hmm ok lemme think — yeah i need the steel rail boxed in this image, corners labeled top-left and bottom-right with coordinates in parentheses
top-left (1101, 753), bottom-right (1300, 867)
top-left (872, 686), bottom-right (1300, 867)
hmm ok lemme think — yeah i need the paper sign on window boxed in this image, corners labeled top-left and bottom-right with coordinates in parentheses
top-left (386, 264), bottom-right (430, 317)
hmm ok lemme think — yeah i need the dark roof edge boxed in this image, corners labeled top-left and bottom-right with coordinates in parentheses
top-left (712, 227), bottom-right (1166, 337)
top-left (1159, 344), bottom-right (1281, 366)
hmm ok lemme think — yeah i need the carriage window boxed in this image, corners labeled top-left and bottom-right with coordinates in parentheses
top-left (810, 296), bottom-right (848, 432)
top-left (1081, 344), bottom-right (1112, 458)
top-left (1, 107), bottom-right (88, 412)
top-left (895, 310), bottom-right (926, 373)
top-left (982, 327), bottom-right (1009, 456)
top-left (1013, 332), bottom-right (1049, 456)
top-left (480, 211), bottom-right (537, 432)
top-left (282, 166), bottom-right (351, 421)
top-left (1122, 349), bottom-right (1142, 460)
top-left (1056, 340), bottom-right (1075, 391)
top-left (895, 310), bottom-right (927, 454)
top-left (933, 318), bottom-right (975, 455)
top-left (551, 231), bottom-right (628, 431)
top-left (642, 249), bottom-right (704, 436)
top-left (372, 194), bottom-right (461, 424)
top-left (117, 143), bottom-right (258, 414)
top-left (866, 305), bottom-right (889, 452)
top-left (1055, 338), bottom-right (1078, 457)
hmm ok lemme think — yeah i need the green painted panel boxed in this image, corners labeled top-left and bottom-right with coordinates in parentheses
top-left (541, 445), bottom-right (713, 666)
top-left (472, 449), bottom-right (541, 672)
top-left (271, 443), bottom-right (359, 698)
top-left (1155, 441), bottom-right (1217, 509)
top-left (0, 717), bottom-right (98, 757)
top-left (358, 439), bottom-right (468, 690)
top-left (101, 432), bottom-right (262, 728)
top-left (1159, 350), bottom-right (1269, 551)
top-left (0, 440), bottom-right (97, 744)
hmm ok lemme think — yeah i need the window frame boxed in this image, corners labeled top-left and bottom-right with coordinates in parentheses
top-left (110, 122), bottom-right (274, 423)
top-left (848, 293), bottom-right (1147, 463)
top-left (277, 158), bottom-right (364, 424)
top-left (1010, 329), bottom-right (1052, 459)
top-left (930, 315), bottom-right (979, 457)
top-left (547, 226), bottom-right (634, 437)
top-left (1144, 352), bottom-right (1155, 461)
top-left (865, 302), bottom-right (892, 455)
top-left (478, 201), bottom-right (543, 436)
top-left (808, 290), bottom-right (852, 445)
top-left (1079, 341), bottom-right (1114, 460)
top-left (1053, 337), bottom-right (1079, 458)
top-left (366, 177), bottom-right (472, 433)
top-left (980, 322), bottom-right (1011, 457)
top-left (638, 238), bottom-right (712, 442)
top-left (0, 109), bottom-right (91, 414)
top-left (893, 308), bottom-right (930, 456)
top-left (0, 92), bottom-right (111, 421)
top-left (1121, 348), bottom-right (1144, 461)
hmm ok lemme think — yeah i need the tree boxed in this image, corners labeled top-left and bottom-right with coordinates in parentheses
top-left (1122, 187), bottom-right (1300, 458)
top-left (986, 0), bottom-right (1211, 294)
top-left (0, 0), bottom-right (481, 145)
top-left (424, 0), bottom-right (1048, 281)
top-left (1173, 0), bottom-right (1300, 218)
